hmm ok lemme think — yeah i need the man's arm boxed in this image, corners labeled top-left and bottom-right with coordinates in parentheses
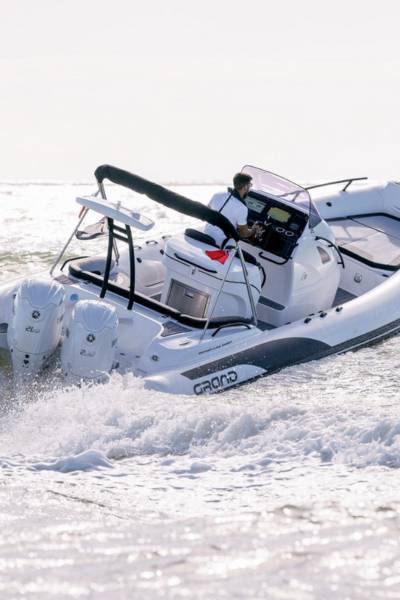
top-left (237, 204), bottom-right (255, 239)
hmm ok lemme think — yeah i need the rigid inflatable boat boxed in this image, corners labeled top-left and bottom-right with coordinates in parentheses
top-left (1, 164), bottom-right (400, 394)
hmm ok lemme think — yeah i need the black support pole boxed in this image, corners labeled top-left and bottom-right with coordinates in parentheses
top-left (100, 218), bottom-right (114, 299)
top-left (126, 225), bottom-right (135, 310)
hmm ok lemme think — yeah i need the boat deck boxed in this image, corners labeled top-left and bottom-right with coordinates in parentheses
top-left (328, 214), bottom-right (400, 270)
top-left (333, 287), bottom-right (356, 306)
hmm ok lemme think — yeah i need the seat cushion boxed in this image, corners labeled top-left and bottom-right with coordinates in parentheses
top-left (329, 216), bottom-right (400, 269)
top-left (184, 228), bottom-right (218, 248)
top-left (185, 229), bottom-right (259, 266)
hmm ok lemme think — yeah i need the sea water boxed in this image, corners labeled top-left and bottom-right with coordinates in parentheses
top-left (1, 182), bottom-right (400, 599)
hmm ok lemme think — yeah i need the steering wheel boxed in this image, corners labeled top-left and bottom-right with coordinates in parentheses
top-left (251, 220), bottom-right (269, 244)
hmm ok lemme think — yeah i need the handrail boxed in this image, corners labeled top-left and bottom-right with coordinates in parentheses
top-left (172, 252), bottom-right (218, 274)
top-left (258, 244), bottom-right (298, 266)
top-left (315, 236), bottom-right (345, 268)
top-left (211, 322), bottom-right (252, 337)
top-left (49, 207), bottom-right (89, 276)
top-left (60, 255), bottom-right (89, 271)
top-left (305, 177), bottom-right (367, 193)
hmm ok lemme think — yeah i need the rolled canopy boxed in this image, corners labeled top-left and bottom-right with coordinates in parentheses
top-left (94, 164), bottom-right (239, 242)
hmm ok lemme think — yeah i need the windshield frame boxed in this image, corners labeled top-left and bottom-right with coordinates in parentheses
top-left (241, 165), bottom-right (322, 228)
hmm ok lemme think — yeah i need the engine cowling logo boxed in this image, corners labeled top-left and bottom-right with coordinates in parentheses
top-left (193, 370), bottom-right (238, 395)
top-left (80, 348), bottom-right (95, 357)
top-left (32, 310), bottom-right (41, 320)
top-left (86, 333), bottom-right (96, 343)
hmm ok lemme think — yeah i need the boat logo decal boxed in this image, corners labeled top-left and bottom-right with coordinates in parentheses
top-left (25, 325), bottom-right (40, 334)
top-left (80, 348), bottom-right (95, 357)
top-left (193, 370), bottom-right (238, 395)
top-left (86, 333), bottom-right (96, 343)
top-left (32, 310), bottom-right (41, 320)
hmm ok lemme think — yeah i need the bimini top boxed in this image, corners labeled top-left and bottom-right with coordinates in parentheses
top-left (242, 165), bottom-right (322, 227)
top-left (94, 164), bottom-right (239, 242)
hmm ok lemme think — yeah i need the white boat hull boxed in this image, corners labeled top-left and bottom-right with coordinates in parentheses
top-left (2, 174), bottom-right (400, 395)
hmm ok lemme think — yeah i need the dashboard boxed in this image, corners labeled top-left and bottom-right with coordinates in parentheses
top-left (245, 191), bottom-right (309, 259)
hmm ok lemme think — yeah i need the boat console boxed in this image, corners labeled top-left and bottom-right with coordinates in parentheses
top-left (244, 190), bottom-right (309, 260)
top-left (231, 183), bottom-right (342, 327)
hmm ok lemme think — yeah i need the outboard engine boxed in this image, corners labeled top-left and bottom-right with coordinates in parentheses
top-left (7, 279), bottom-right (65, 377)
top-left (61, 300), bottom-right (118, 382)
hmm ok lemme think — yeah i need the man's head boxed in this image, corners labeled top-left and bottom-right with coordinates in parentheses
top-left (233, 172), bottom-right (252, 198)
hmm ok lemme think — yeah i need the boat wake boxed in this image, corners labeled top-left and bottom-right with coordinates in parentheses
top-left (1, 342), bottom-right (400, 475)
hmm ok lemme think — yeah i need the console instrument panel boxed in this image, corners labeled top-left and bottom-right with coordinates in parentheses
top-left (245, 191), bottom-right (309, 260)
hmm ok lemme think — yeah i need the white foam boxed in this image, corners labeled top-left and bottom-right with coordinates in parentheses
top-left (32, 449), bottom-right (112, 473)
top-left (1, 352), bottom-right (400, 475)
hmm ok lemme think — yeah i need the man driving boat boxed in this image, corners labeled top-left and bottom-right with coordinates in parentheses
top-left (204, 173), bottom-right (258, 247)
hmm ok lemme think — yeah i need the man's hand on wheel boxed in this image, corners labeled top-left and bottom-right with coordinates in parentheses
top-left (250, 222), bottom-right (265, 242)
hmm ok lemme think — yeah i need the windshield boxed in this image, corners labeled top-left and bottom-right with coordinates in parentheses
top-left (241, 165), bottom-right (321, 227)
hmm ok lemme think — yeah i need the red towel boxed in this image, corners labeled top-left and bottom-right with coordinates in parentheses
top-left (205, 249), bottom-right (230, 264)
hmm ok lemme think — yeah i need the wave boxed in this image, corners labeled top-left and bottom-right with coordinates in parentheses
top-left (1, 345), bottom-right (400, 472)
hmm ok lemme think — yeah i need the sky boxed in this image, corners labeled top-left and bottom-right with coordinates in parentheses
top-left (1, 0), bottom-right (400, 183)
